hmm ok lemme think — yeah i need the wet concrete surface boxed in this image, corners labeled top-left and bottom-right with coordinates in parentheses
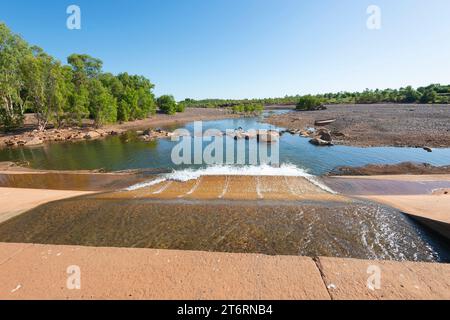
top-left (323, 177), bottom-right (450, 195)
top-left (0, 171), bottom-right (156, 191)
top-left (0, 196), bottom-right (446, 262)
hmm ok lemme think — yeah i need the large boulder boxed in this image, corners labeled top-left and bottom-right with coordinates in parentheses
top-left (316, 129), bottom-right (332, 142)
top-left (84, 131), bottom-right (101, 140)
top-left (25, 137), bottom-right (44, 146)
top-left (309, 137), bottom-right (333, 146)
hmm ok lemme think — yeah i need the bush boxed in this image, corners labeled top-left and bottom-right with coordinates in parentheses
top-left (232, 103), bottom-right (263, 114)
top-left (175, 102), bottom-right (186, 113)
top-left (157, 95), bottom-right (177, 115)
top-left (296, 95), bottom-right (323, 111)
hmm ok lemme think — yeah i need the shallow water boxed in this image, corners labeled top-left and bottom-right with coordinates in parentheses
top-left (0, 197), bottom-right (448, 262)
top-left (1, 112), bottom-right (449, 174)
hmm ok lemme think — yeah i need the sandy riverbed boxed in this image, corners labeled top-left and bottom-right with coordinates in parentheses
top-left (266, 104), bottom-right (450, 148)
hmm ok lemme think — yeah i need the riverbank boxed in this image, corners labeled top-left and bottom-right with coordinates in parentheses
top-left (266, 104), bottom-right (450, 148)
top-left (0, 242), bottom-right (448, 300)
top-left (0, 108), bottom-right (239, 148)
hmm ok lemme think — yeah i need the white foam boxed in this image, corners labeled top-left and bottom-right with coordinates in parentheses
top-left (125, 164), bottom-right (335, 194)
top-left (125, 178), bottom-right (166, 191)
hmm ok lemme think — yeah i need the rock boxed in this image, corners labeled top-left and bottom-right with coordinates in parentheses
top-left (25, 137), bottom-right (43, 146)
top-left (316, 129), bottom-right (332, 142)
top-left (257, 130), bottom-right (279, 143)
top-left (233, 132), bottom-right (246, 140)
top-left (423, 147), bottom-right (433, 153)
top-left (84, 131), bottom-right (101, 140)
top-left (5, 140), bottom-right (16, 147)
top-left (309, 137), bottom-right (333, 146)
top-left (300, 131), bottom-right (310, 137)
top-left (332, 131), bottom-right (346, 137)
top-left (139, 135), bottom-right (155, 142)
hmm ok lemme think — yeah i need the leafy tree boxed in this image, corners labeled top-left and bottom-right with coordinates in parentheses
top-left (88, 79), bottom-right (117, 127)
top-left (0, 23), bottom-right (31, 131)
top-left (67, 54), bottom-right (104, 124)
top-left (157, 95), bottom-right (177, 115)
top-left (419, 89), bottom-right (437, 103)
top-left (67, 54), bottom-right (103, 81)
top-left (115, 73), bottom-right (156, 120)
top-left (400, 86), bottom-right (420, 103)
top-left (21, 47), bottom-right (72, 130)
top-left (176, 101), bottom-right (186, 113)
top-left (296, 95), bottom-right (323, 110)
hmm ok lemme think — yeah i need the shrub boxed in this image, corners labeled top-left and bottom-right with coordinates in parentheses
top-left (157, 95), bottom-right (177, 115)
top-left (296, 95), bottom-right (323, 111)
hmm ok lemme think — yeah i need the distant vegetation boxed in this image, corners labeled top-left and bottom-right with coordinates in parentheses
top-left (0, 23), bottom-right (180, 132)
top-left (232, 103), bottom-right (264, 114)
top-left (181, 84), bottom-right (450, 109)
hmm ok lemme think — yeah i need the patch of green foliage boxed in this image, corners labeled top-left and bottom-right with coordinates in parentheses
top-left (0, 23), bottom-right (180, 132)
top-left (232, 103), bottom-right (264, 114)
top-left (295, 95), bottom-right (323, 111)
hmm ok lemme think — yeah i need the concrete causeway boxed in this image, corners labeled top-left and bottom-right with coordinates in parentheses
top-left (0, 242), bottom-right (449, 300)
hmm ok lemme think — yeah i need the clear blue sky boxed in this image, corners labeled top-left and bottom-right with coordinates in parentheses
top-left (1, 0), bottom-right (450, 100)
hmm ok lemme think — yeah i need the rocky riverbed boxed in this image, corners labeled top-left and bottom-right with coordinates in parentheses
top-left (266, 104), bottom-right (450, 148)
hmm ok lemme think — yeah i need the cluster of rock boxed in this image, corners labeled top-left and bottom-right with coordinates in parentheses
top-left (227, 129), bottom-right (280, 143)
top-left (3, 128), bottom-right (123, 148)
top-left (281, 127), bottom-right (335, 146)
top-left (280, 128), bottom-right (315, 137)
top-left (137, 128), bottom-right (173, 141)
top-left (309, 128), bottom-right (334, 146)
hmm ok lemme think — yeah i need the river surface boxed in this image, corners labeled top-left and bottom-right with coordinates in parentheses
top-left (1, 111), bottom-right (450, 174)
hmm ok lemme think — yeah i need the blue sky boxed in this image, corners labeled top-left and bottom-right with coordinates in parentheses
top-left (1, 0), bottom-right (450, 100)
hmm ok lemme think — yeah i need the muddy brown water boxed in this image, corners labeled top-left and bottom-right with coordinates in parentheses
top-left (0, 196), bottom-right (447, 262)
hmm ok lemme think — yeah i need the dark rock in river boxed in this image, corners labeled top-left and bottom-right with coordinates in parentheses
top-left (309, 137), bottom-right (333, 146)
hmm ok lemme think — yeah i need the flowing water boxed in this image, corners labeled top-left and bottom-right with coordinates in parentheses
top-left (1, 110), bottom-right (449, 262)
top-left (0, 196), bottom-right (447, 262)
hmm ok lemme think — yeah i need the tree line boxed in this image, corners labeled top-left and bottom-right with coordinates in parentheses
top-left (0, 23), bottom-right (181, 132)
top-left (181, 84), bottom-right (450, 109)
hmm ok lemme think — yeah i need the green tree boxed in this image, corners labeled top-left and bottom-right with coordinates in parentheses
top-left (400, 86), bottom-right (420, 103)
top-left (21, 47), bottom-right (72, 130)
top-left (157, 95), bottom-right (177, 115)
top-left (67, 54), bottom-right (103, 124)
top-left (0, 23), bottom-right (31, 131)
top-left (88, 79), bottom-right (117, 127)
top-left (420, 89), bottom-right (437, 104)
top-left (296, 95), bottom-right (323, 110)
